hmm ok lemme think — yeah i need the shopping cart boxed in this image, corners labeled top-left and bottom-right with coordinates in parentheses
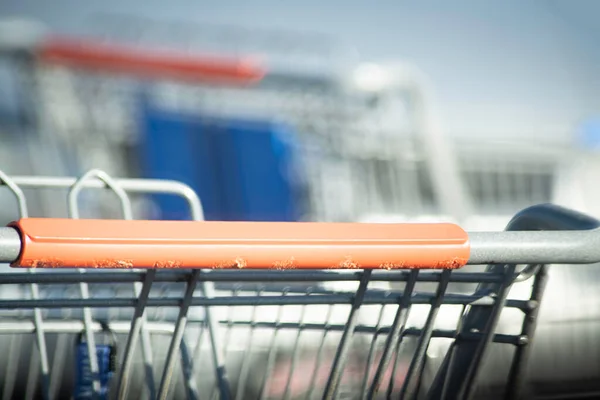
top-left (1, 169), bottom-right (600, 400)
top-left (1, 17), bottom-right (599, 400)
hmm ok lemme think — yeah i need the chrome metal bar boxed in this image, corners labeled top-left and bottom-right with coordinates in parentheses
top-left (505, 265), bottom-right (549, 400)
top-left (199, 277), bottom-right (232, 400)
top-left (458, 264), bottom-right (517, 400)
top-left (234, 289), bottom-right (261, 400)
top-left (305, 305), bottom-right (333, 400)
top-left (116, 270), bottom-right (157, 400)
top-left (156, 270), bottom-right (201, 400)
top-left (367, 269), bottom-right (419, 398)
top-left (211, 287), bottom-right (236, 400)
top-left (69, 170), bottom-right (123, 398)
top-left (184, 187), bottom-right (231, 400)
top-left (3, 334), bottom-right (22, 400)
top-left (0, 292), bottom-right (529, 308)
top-left (283, 294), bottom-right (308, 400)
top-left (322, 269), bottom-right (372, 399)
top-left (179, 338), bottom-right (200, 400)
top-left (0, 170), bottom-right (51, 400)
top-left (0, 227), bottom-right (20, 262)
top-left (0, 320), bottom-right (521, 344)
top-left (468, 229), bottom-right (600, 265)
top-left (49, 334), bottom-right (69, 400)
top-left (6, 175), bottom-right (204, 220)
top-left (359, 304), bottom-right (387, 400)
top-left (0, 268), bottom-right (512, 284)
top-left (0, 320), bottom-right (176, 335)
top-left (25, 349), bottom-right (40, 400)
top-left (387, 332), bottom-right (407, 398)
top-left (400, 269), bottom-right (452, 399)
top-left (259, 291), bottom-right (287, 400)
top-left (189, 320), bottom-right (208, 392)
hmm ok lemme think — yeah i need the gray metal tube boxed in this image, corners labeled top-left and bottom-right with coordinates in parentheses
top-left (0, 227), bottom-right (20, 263)
top-left (468, 229), bottom-right (600, 265)
top-left (7, 176), bottom-right (204, 220)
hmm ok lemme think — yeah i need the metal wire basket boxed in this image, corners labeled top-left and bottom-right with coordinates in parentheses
top-left (1, 169), bottom-right (599, 400)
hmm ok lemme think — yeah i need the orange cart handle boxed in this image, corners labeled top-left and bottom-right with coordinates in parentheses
top-left (8, 218), bottom-right (469, 270)
top-left (36, 35), bottom-right (266, 85)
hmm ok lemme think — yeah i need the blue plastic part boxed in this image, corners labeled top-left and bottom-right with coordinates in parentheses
top-left (137, 95), bottom-right (305, 222)
top-left (74, 343), bottom-right (113, 400)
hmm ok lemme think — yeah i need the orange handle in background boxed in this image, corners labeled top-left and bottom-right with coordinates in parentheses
top-left (9, 218), bottom-right (469, 270)
top-left (37, 35), bottom-right (266, 85)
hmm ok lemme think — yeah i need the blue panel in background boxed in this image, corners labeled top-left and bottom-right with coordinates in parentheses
top-left (138, 103), bottom-right (223, 221)
top-left (215, 118), bottom-right (304, 221)
top-left (137, 96), bottom-right (305, 222)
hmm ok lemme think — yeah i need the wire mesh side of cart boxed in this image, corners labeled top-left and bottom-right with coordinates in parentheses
top-left (0, 169), bottom-right (551, 400)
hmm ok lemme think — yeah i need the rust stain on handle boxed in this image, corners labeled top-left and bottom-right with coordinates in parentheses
top-left (8, 218), bottom-right (470, 270)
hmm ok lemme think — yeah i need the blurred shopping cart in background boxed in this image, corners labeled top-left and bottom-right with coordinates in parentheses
top-left (0, 14), bottom-right (580, 228)
top-left (0, 14), bottom-right (600, 400)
